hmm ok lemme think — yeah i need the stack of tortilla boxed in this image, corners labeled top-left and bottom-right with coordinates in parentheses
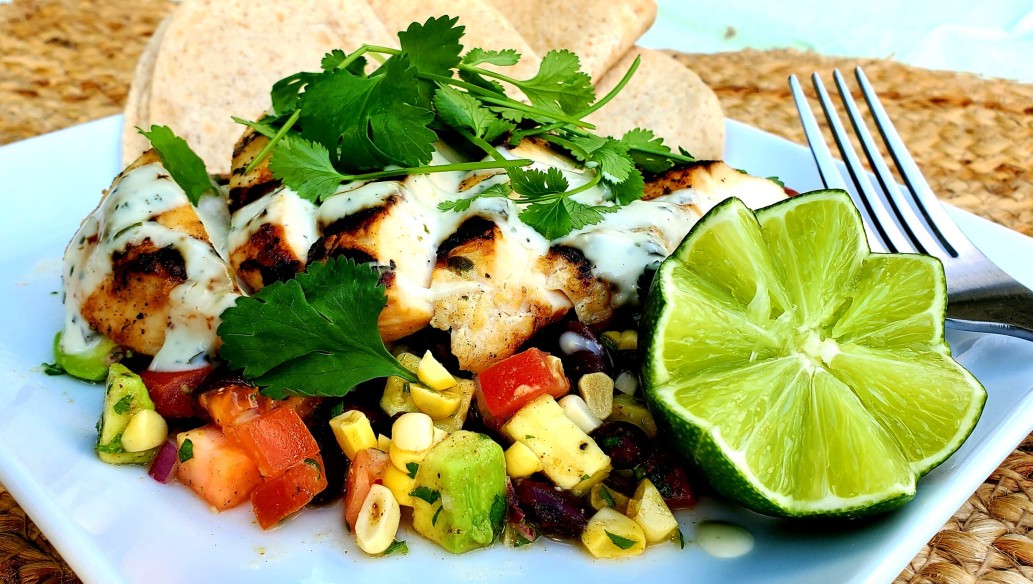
top-left (122, 0), bottom-right (724, 176)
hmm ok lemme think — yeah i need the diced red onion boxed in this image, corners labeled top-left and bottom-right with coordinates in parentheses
top-left (148, 438), bottom-right (179, 484)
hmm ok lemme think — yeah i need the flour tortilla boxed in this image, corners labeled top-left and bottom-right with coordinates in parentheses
top-left (121, 14), bottom-right (170, 168)
top-left (489, 0), bottom-right (656, 82)
top-left (587, 47), bottom-right (725, 161)
top-left (368, 0), bottom-right (542, 83)
top-left (147, 0), bottom-right (394, 176)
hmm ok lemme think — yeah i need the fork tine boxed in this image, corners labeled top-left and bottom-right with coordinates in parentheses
top-left (828, 70), bottom-right (940, 256)
top-left (854, 67), bottom-right (972, 258)
top-left (789, 75), bottom-right (888, 253)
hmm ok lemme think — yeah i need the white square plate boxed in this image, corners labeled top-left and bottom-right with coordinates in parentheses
top-left (3, 116), bottom-right (1033, 583)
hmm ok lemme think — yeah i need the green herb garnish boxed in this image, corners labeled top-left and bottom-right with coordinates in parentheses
top-left (405, 462), bottom-right (420, 479)
top-left (409, 486), bottom-right (441, 505)
top-left (112, 395), bottom-right (132, 415)
top-left (178, 438), bottom-right (194, 463)
top-left (138, 125), bottom-right (219, 206)
top-left (383, 539), bottom-right (409, 556)
top-left (217, 257), bottom-right (419, 399)
top-left (605, 530), bottom-right (638, 550)
top-left (41, 362), bottom-right (65, 376)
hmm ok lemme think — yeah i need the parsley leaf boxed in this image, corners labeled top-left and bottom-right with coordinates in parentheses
top-left (463, 48), bottom-right (520, 67)
top-left (519, 50), bottom-right (594, 116)
top-left (605, 530), bottom-right (638, 550)
top-left (138, 125), bottom-right (218, 206)
top-left (217, 257), bottom-right (419, 399)
top-left (298, 58), bottom-right (436, 172)
top-left (268, 137), bottom-right (346, 203)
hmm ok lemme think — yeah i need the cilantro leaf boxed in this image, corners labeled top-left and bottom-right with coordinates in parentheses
top-left (433, 85), bottom-right (513, 142)
top-left (605, 530), bottom-right (638, 550)
top-left (569, 135), bottom-right (634, 183)
top-left (270, 71), bottom-right (317, 116)
top-left (608, 166), bottom-right (645, 206)
top-left (299, 59), bottom-right (437, 172)
top-left (620, 128), bottom-right (676, 174)
top-left (113, 395), bottom-right (132, 415)
top-left (463, 48), bottom-right (520, 67)
top-left (231, 116), bottom-right (277, 138)
top-left (384, 540), bottom-right (408, 556)
top-left (41, 362), bottom-right (65, 376)
top-left (268, 137), bottom-right (346, 203)
top-left (178, 438), bottom-right (194, 463)
top-left (405, 462), bottom-right (419, 479)
top-left (410, 486), bottom-right (441, 505)
top-left (138, 125), bottom-right (218, 206)
top-left (458, 68), bottom-right (507, 97)
top-left (321, 49), bottom-right (347, 71)
top-left (398, 16), bottom-right (464, 108)
top-left (217, 257), bottom-right (418, 399)
top-left (438, 182), bottom-right (510, 213)
top-left (519, 198), bottom-right (615, 240)
top-left (519, 50), bottom-right (594, 116)
top-left (508, 167), bottom-right (568, 200)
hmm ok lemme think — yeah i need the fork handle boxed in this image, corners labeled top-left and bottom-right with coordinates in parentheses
top-left (946, 270), bottom-right (1033, 342)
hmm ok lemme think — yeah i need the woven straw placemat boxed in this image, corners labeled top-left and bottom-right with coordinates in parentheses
top-left (2, 1), bottom-right (1033, 583)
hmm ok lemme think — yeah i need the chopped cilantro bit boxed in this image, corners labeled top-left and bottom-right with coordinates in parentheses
top-left (405, 462), bottom-right (420, 479)
top-left (490, 494), bottom-right (507, 537)
top-left (383, 539), bottom-right (408, 556)
top-left (41, 362), bottom-right (65, 376)
top-left (217, 257), bottom-right (419, 399)
top-left (178, 438), bottom-right (194, 463)
top-left (329, 401), bottom-right (345, 419)
top-left (431, 505), bottom-right (443, 526)
top-left (599, 486), bottom-right (617, 508)
top-left (675, 527), bottom-right (686, 549)
top-left (112, 395), bottom-right (133, 415)
top-left (410, 486), bottom-right (441, 505)
top-left (138, 125), bottom-right (219, 206)
top-left (605, 530), bottom-right (638, 550)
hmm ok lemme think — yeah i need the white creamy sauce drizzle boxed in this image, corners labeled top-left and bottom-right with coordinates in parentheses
top-left (61, 161), bottom-right (240, 371)
top-left (228, 186), bottom-right (319, 260)
top-left (696, 521), bottom-right (755, 558)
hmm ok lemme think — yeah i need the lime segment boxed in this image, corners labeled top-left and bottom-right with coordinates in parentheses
top-left (642, 190), bottom-right (986, 518)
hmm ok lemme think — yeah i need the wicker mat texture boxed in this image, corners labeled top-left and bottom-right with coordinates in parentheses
top-left (2, 1), bottom-right (1033, 583)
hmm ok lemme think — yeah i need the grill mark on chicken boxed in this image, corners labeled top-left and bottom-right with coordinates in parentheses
top-left (307, 195), bottom-right (398, 264)
top-left (229, 179), bottom-right (282, 212)
top-left (233, 222), bottom-right (304, 289)
top-left (436, 216), bottom-right (496, 259)
top-left (81, 239), bottom-right (187, 355)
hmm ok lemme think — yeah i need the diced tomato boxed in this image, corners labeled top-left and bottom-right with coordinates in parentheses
top-left (199, 384), bottom-right (260, 427)
top-left (176, 425), bottom-right (262, 510)
top-left (475, 348), bottom-right (570, 425)
top-left (223, 406), bottom-right (320, 477)
top-left (343, 448), bottom-right (389, 530)
top-left (140, 366), bottom-right (211, 419)
top-left (251, 454), bottom-right (329, 529)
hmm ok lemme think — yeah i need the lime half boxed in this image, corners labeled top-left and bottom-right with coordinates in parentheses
top-left (642, 190), bottom-right (985, 518)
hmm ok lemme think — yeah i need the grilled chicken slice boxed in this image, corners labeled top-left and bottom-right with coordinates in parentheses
top-left (61, 151), bottom-right (241, 371)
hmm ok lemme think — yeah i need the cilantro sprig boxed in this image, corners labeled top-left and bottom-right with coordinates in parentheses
top-left (138, 125), bottom-right (220, 206)
top-left (237, 15), bottom-right (697, 239)
top-left (217, 257), bottom-right (419, 399)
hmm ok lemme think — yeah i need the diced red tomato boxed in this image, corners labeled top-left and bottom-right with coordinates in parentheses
top-left (176, 425), bottom-right (263, 510)
top-left (223, 406), bottom-right (320, 477)
top-left (251, 454), bottom-right (329, 529)
top-left (343, 448), bottom-right (389, 530)
top-left (199, 384), bottom-right (261, 427)
top-left (140, 366), bottom-right (211, 419)
top-left (475, 348), bottom-right (570, 425)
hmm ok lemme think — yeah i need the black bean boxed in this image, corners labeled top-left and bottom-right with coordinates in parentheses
top-left (513, 477), bottom-right (590, 541)
top-left (641, 447), bottom-right (696, 510)
top-left (591, 421), bottom-right (653, 470)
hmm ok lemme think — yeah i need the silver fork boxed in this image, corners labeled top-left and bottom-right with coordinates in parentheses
top-left (789, 67), bottom-right (1033, 342)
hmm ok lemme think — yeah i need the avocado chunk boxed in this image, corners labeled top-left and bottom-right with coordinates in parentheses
top-left (53, 331), bottom-right (124, 382)
top-left (96, 364), bottom-right (159, 465)
top-left (410, 431), bottom-right (507, 554)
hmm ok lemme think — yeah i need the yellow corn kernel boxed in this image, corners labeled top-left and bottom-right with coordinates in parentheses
top-left (589, 483), bottom-right (629, 513)
top-left (120, 409), bottom-right (168, 452)
top-left (354, 484), bottom-right (401, 555)
top-left (377, 433), bottom-right (392, 453)
top-left (619, 330), bottom-right (638, 351)
top-left (601, 330), bottom-right (621, 348)
top-left (578, 372), bottom-right (614, 419)
top-left (504, 441), bottom-right (544, 479)
top-left (329, 410), bottom-right (377, 460)
top-left (382, 463), bottom-right (417, 507)
top-left (411, 384), bottom-right (461, 419)
top-left (433, 379), bottom-right (476, 433)
top-left (417, 350), bottom-right (456, 391)
top-left (609, 394), bottom-right (658, 438)
top-left (389, 443), bottom-right (426, 474)
top-left (626, 479), bottom-right (679, 544)
top-left (391, 412), bottom-right (434, 452)
top-left (380, 353), bottom-right (421, 417)
top-left (581, 507), bottom-right (646, 558)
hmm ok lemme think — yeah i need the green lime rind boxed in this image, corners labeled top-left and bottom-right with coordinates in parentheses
top-left (641, 190), bottom-right (986, 519)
